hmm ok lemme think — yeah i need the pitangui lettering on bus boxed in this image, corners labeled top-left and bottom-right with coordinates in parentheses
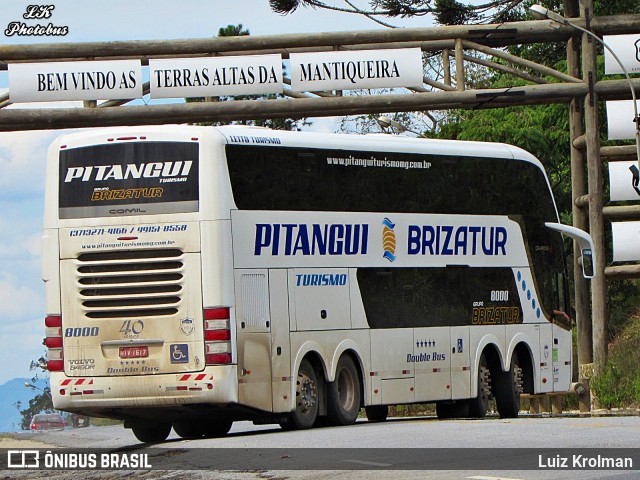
top-left (407, 225), bottom-right (508, 256)
top-left (64, 161), bottom-right (193, 182)
top-left (254, 223), bottom-right (369, 256)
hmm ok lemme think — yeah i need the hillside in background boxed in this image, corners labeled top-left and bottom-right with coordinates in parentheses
top-left (0, 377), bottom-right (49, 432)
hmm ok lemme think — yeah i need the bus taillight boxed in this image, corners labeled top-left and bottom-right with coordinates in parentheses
top-left (45, 315), bottom-right (64, 372)
top-left (204, 308), bottom-right (232, 365)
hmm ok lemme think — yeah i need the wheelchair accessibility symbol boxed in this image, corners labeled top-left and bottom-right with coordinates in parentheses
top-left (170, 344), bottom-right (189, 364)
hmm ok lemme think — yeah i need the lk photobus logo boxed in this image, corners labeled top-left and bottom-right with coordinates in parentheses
top-left (5, 5), bottom-right (69, 37)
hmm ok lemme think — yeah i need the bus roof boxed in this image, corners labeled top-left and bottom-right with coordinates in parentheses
top-left (52, 124), bottom-right (543, 170)
top-left (215, 125), bottom-right (543, 169)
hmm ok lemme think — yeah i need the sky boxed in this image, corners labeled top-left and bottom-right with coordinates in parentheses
top-left (0, 1), bottom-right (437, 386)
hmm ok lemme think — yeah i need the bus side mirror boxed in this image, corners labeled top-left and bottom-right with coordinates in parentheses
top-left (581, 248), bottom-right (594, 278)
top-left (544, 222), bottom-right (596, 279)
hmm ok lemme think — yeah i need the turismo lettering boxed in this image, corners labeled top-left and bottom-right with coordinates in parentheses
top-left (408, 225), bottom-right (508, 256)
top-left (64, 161), bottom-right (193, 183)
top-left (296, 273), bottom-right (348, 286)
top-left (254, 223), bottom-right (369, 256)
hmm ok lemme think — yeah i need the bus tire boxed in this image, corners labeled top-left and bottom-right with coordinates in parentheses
top-left (327, 355), bottom-right (361, 426)
top-left (173, 421), bottom-right (203, 440)
top-left (436, 400), bottom-right (470, 419)
top-left (131, 422), bottom-right (171, 443)
top-left (469, 353), bottom-right (491, 418)
top-left (365, 405), bottom-right (388, 422)
top-left (495, 353), bottom-right (523, 418)
top-left (201, 420), bottom-right (233, 438)
top-left (282, 358), bottom-right (319, 430)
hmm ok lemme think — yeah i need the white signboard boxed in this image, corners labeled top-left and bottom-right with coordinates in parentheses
top-left (604, 35), bottom-right (640, 75)
top-left (612, 221), bottom-right (640, 262)
top-left (606, 100), bottom-right (639, 140)
top-left (609, 161), bottom-right (640, 202)
top-left (9, 60), bottom-right (142, 103)
top-left (149, 55), bottom-right (283, 98)
top-left (289, 48), bottom-right (423, 92)
top-left (231, 210), bottom-right (528, 269)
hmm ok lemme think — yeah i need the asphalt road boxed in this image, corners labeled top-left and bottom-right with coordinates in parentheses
top-left (4, 414), bottom-right (640, 480)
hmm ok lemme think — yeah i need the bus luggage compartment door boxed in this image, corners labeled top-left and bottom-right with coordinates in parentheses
top-left (235, 269), bottom-right (273, 412)
top-left (552, 324), bottom-right (572, 392)
top-left (269, 269), bottom-right (292, 413)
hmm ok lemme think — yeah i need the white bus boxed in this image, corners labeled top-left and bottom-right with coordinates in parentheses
top-left (42, 125), bottom-right (594, 442)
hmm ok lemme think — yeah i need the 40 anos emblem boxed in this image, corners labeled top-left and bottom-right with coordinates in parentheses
top-left (180, 318), bottom-right (195, 336)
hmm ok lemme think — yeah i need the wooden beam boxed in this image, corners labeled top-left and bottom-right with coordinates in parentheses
top-left (1, 78), bottom-right (637, 131)
top-left (1, 15), bottom-right (638, 67)
top-left (605, 265), bottom-right (640, 280)
top-left (463, 39), bottom-right (582, 83)
top-left (455, 38), bottom-right (465, 91)
top-left (565, 0), bottom-right (591, 415)
top-left (603, 205), bottom-right (640, 220)
top-left (601, 145), bottom-right (637, 160)
top-left (0, 81), bottom-right (590, 131)
top-left (582, 0), bottom-right (608, 373)
top-left (462, 53), bottom-right (548, 85)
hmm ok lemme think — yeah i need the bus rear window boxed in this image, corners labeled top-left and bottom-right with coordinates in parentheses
top-left (59, 142), bottom-right (199, 219)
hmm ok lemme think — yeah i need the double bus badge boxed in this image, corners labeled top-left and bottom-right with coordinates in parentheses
top-left (180, 318), bottom-right (195, 336)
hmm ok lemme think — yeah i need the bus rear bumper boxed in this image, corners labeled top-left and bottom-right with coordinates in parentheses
top-left (50, 366), bottom-right (239, 411)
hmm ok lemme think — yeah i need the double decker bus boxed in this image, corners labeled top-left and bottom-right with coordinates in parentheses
top-left (42, 125), bottom-right (594, 442)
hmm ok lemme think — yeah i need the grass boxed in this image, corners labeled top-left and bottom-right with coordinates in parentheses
top-left (590, 312), bottom-right (640, 409)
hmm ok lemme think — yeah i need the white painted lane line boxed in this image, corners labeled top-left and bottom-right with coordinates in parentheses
top-left (467, 476), bottom-right (525, 480)
top-left (343, 459), bottom-right (393, 467)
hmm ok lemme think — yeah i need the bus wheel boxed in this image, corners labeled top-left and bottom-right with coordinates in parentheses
top-left (131, 422), bottom-right (171, 443)
top-left (469, 354), bottom-right (491, 418)
top-left (201, 420), bottom-right (233, 438)
top-left (173, 421), bottom-right (203, 440)
top-left (282, 358), bottom-right (319, 430)
top-left (365, 405), bottom-right (388, 422)
top-left (436, 400), bottom-right (470, 419)
top-left (327, 355), bottom-right (361, 425)
top-left (495, 353), bottom-right (523, 418)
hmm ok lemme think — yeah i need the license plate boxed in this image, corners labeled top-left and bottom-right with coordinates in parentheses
top-left (119, 346), bottom-right (149, 359)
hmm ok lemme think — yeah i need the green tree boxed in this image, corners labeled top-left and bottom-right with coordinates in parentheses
top-left (16, 359), bottom-right (54, 430)
top-left (17, 385), bottom-right (54, 430)
top-left (218, 24), bottom-right (250, 37)
top-left (269, 0), bottom-right (640, 26)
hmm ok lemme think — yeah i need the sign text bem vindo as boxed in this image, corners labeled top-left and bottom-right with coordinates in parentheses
top-left (9, 61), bottom-right (143, 103)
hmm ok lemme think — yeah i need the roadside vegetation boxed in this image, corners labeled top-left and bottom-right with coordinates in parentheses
top-left (591, 312), bottom-right (640, 409)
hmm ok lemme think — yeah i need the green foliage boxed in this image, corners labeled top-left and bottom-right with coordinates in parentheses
top-left (218, 24), bottom-right (249, 37)
top-left (607, 279), bottom-right (640, 338)
top-left (590, 313), bottom-right (640, 409)
top-left (433, 0), bottom-right (476, 25)
top-left (269, 0), bottom-right (640, 27)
